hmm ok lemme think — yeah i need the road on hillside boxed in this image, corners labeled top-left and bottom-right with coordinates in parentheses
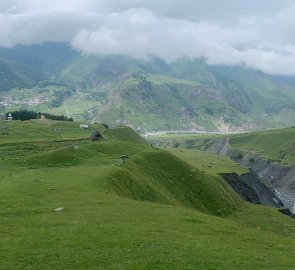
top-left (143, 130), bottom-right (246, 137)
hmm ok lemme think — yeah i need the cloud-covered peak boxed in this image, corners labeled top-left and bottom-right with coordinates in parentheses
top-left (1, 0), bottom-right (295, 75)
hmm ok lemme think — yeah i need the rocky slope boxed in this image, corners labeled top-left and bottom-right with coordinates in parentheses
top-left (198, 135), bottom-right (295, 214)
top-left (220, 172), bottom-right (283, 208)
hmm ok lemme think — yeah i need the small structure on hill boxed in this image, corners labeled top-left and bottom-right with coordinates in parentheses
top-left (90, 130), bottom-right (103, 141)
top-left (40, 114), bottom-right (46, 121)
top-left (80, 124), bottom-right (89, 129)
top-left (0, 113), bottom-right (6, 121)
top-left (7, 113), bottom-right (12, 121)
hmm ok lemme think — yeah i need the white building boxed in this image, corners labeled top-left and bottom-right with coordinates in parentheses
top-left (80, 124), bottom-right (89, 129)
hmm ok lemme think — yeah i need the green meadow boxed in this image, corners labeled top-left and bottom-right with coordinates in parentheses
top-left (0, 120), bottom-right (294, 269)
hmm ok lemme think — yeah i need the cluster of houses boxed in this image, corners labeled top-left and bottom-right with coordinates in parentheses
top-left (0, 113), bottom-right (12, 121)
top-left (0, 96), bottom-right (48, 107)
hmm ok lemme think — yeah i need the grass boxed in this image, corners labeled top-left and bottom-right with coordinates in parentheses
top-left (0, 121), bottom-right (295, 269)
top-left (0, 120), bottom-right (146, 144)
top-left (104, 126), bottom-right (148, 145)
top-left (168, 148), bottom-right (248, 176)
top-left (0, 120), bottom-right (100, 143)
top-left (106, 147), bottom-right (243, 216)
top-left (229, 127), bottom-right (295, 164)
top-left (147, 133), bottom-right (223, 150)
top-left (147, 74), bottom-right (200, 85)
top-left (148, 127), bottom-right (295, 165)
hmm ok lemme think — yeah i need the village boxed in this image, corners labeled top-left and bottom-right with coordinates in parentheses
top-left (0, 95), bottom-right (48, 107)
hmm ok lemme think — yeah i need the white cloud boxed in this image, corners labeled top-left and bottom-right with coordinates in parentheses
top-left (0, 0), bottom-right (295, 75)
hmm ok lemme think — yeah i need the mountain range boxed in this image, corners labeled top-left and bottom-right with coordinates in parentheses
top-left (1, 42), bottom-right (295, 132)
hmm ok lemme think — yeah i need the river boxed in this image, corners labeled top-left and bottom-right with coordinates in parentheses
top-left (275, 188), bottom-right (295, 214)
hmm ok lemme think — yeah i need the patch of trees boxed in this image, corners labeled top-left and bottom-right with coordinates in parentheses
top-left (6, 110), bottom-right (73, 121)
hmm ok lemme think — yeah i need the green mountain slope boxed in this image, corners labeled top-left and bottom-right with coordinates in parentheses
top-left (0, 59), bottom-right (45, 90)
top-left (58, 51), bottom-right (295, 131)
top-left (1, 42), bottom-right (295, 131)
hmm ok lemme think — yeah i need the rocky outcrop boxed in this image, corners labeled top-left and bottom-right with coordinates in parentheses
top-left (220, 171), bottom-right (295, 218)
top-left (199, 137), bottom-right (295, 214)
top-left (224, 150), bottom-right (295, 214)
top-left (220, 172), bottom-right (283, 208)
top-left (232, 152), bottom-right (295, 191)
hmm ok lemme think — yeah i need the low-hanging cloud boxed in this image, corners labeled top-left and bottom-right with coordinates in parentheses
top-left (1, 0), bottom-right (295, 75)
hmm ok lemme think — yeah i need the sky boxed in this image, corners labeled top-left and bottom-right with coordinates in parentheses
top-left (0, 0), bottom-right (295, 75)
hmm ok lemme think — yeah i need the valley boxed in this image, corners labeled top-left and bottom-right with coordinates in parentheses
top-left (1, 43), bottom-right (295, 132)
top-left (2, 1), bottom-right (295, 269)
top-left (148, 127), bottom-right (295, 214)
top-left (2, 45), bottom-right (295, 268)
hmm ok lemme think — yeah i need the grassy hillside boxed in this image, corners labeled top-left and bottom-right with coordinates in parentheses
top-left (0, 120), bottom-right (105, 143)
top-left (229, 127), bottom-right (295, 164)
top-left (106, 147), bottom-right (243, 216)
top-left (0, 121), bottom-right (295, 269)
top-left (148, 133), bottom-right (225, 152)
top-left (169, 148), bottom-right (248, 176)
top-left (148, 127), bottom-right (295, 165)
top-left (104, 126), bottom-right (147, 144)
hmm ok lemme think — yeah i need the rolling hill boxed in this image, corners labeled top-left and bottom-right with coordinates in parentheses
top-left (0, 120), bottom-right (295, 269)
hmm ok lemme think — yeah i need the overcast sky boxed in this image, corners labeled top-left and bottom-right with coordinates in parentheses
top-left (1, 0), bottom-right (295, 75)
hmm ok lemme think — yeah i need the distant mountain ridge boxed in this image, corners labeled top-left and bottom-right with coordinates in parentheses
top-left (1, 42), bottom-right (295, 131)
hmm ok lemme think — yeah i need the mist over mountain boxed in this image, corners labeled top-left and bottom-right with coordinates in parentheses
top-left (1, 42), bottom-right (295, 132)
top-left (1, 0), bottom-right (295, 75)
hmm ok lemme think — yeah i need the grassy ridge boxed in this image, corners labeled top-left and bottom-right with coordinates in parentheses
top-left (229, 127), bottom-right (295, 164)
top-left (0, 120), bottom-right (101, 143)
top-left (0, 121), bottom-right (295, 269)
top-left (168, 148), bottom-right (248, 176)
top-left (0, 120), bottom-right (145, 144)
top-left (107, 148), bottom-right (243, 216)
top-left (104, 126), bottom-right (147, 145)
